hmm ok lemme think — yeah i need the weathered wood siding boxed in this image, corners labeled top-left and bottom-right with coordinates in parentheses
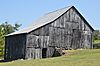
top-left (4, 34), bottom-right (26, 60)
top-left (25, 8), bottom-right (93, 59)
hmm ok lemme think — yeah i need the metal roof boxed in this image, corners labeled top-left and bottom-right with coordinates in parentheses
top-left (6, 6), bottom-right (94, 36)
top-left (6, 6), bottom-right (72, 36)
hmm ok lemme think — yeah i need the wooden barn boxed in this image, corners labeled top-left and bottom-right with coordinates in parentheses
top-left (4, 6), bottom-right (94, 60)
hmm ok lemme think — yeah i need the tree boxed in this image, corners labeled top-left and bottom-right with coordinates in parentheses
top-left (0, 26), bottom-right (4, 57)
top-left (1, 22), bottom-right (21, 35)
top-left (0, 22), bottom-right (21, 58)
top-left (93, 30), bottom-right (100, 40)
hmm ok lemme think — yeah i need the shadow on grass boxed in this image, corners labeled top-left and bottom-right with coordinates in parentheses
top-left (0, 59), bottom-right (5, 62)
top-left (0, 59), bottom-right (15, 63)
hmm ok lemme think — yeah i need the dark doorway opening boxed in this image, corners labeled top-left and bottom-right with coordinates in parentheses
top-left (42, 48), bottom-right (47, 58)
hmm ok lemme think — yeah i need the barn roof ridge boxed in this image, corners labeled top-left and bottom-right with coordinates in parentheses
top-left (45, 6), bottom-right (73, 15)
top-left (6, 6), bottom-right (94, 36)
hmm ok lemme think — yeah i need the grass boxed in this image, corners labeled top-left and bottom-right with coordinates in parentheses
top-left (0, 49), bottom-right (100, 66)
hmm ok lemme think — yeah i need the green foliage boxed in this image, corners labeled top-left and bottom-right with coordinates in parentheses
top-left (1, 22), bottom-right (21, 35)
top-left (0, 49), bottom-right (100, 66)
top-left (93, 40), bottom-right (100, 49)
top-left (0, 26), bottom-right (4, 58)
top-left (93, 30), bottom-right (100, 40)
top-left (0, 22), bottom-right (21, 59)
top-left (94, 40), bottom-right (100, 44)
top-left (93, 30), bottom-right (100, 49)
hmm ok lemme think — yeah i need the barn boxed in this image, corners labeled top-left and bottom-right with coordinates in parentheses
top-left (4, 6), bottom-right (94, 60)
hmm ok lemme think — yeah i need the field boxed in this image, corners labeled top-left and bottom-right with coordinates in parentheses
top-left (0, 49), bottom-right (100, 66)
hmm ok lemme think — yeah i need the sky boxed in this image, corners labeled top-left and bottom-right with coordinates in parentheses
top-left (0, 0), bottom-right (100, 30)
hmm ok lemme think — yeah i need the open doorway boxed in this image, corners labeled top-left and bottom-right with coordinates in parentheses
top-left (42, 48), bottom-right (47, 58)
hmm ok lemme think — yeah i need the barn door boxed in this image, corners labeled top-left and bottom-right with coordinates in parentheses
top-left (83, 31), bottom-right (91, 48)
top-left (71, 29), bottom-right (81, 49)
top-left (42, 48), bottom-right (47, 58)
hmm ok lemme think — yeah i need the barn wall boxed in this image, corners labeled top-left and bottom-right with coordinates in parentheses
top-left (25, 34), bottom-right (50, 59)
top-left (25, 8), bottom-right (93, 59)
top-left (4, 34), bottom-right (26, 60)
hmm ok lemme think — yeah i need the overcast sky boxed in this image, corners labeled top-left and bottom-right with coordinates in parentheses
top-left (0, 0), bottom-right (99, 30)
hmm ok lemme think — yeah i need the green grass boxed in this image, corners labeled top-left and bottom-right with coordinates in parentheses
top-left (0, 49), bottom-right (100, 66)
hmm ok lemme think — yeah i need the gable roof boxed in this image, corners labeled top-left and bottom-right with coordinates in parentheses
top-left (6, 6), bottom-right (94, 36)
